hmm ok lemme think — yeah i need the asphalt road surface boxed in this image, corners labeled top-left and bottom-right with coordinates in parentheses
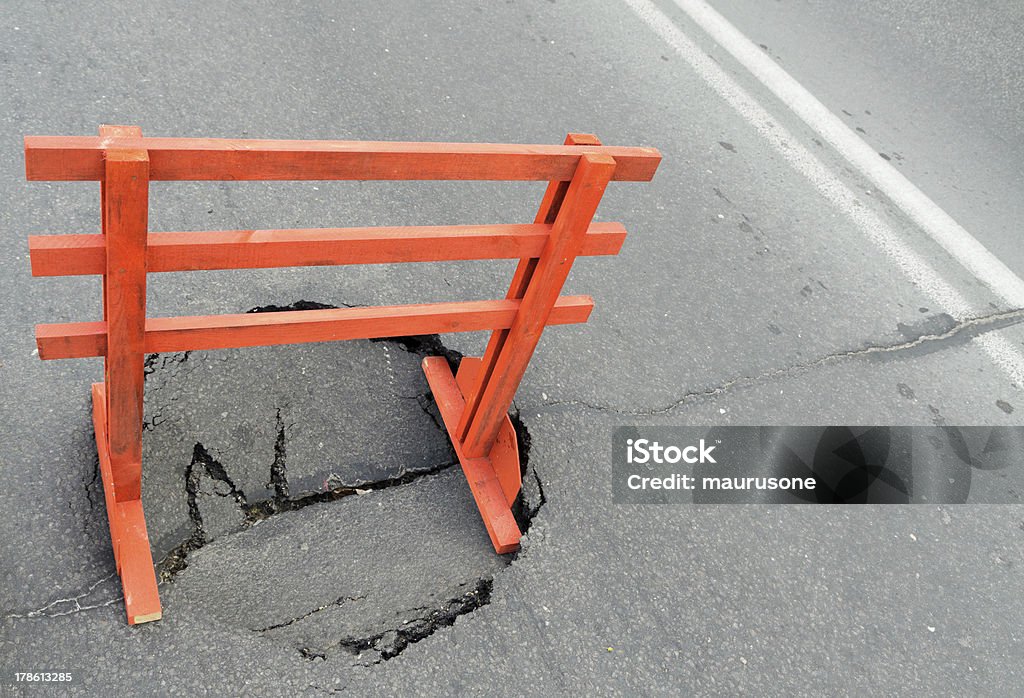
top-left (2, 1), bottom-right (1023, 695)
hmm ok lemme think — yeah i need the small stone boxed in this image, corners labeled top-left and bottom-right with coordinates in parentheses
top-left (374, 630), bottom-right (402, 656)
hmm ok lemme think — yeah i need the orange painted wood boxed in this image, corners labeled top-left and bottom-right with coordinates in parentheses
top-left (98, 126), bottom-right (141, 353)
top-left (98, 125), bottom-right (142, 433)
top-left (456, 358), bottom-right (520, 505)
top-left (102, 138), bottom-right (149, 503)
top-left (92, 383), bottom-right (121, 565)
top-left (28, 222), bottom-right (627, 276)
top-left (37, 321), bottom-right (110, 359)
top-left (457, 134), bottom-right (602, 442)
top-left (25, 128), bottom-right (662, 625)
top-left (28, 234), bottom-right (105, 275)
top-left (35, 296), bottom-right (595, 359)
top-left (115, 499), bottom-right (163, 624)
top-left (421, 356), bottom-right (521, 553)
top-left (462, 154), bottom-right (617, 458)
top-left (24, 135), bottom-right (661, 182)
top-left (92, 383), bottom-right (162, 624)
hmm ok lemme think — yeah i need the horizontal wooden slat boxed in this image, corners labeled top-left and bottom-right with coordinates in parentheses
top-left (36, 296), bottom-right (594, 359)
top-left (29, 222), bottom-right (627, 276)
top-left (24, 136), bottom-right (661, 182)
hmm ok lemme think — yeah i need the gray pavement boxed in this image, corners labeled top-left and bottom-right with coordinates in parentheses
top-left (710, 0), bottom-right (1024, 276)
top-left (2, 1), bottom-right (1023, 695)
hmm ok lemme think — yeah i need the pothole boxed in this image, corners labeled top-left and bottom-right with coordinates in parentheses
top-left (141, 300), bottom-right (459, 558)
top-left (142, 300), bottom-right (545, 665)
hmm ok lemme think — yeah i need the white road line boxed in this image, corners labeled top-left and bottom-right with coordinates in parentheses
top-left (673, 0), bottom-right (1024, 309)
top-left (622, 0), bottom-right (1024, 385)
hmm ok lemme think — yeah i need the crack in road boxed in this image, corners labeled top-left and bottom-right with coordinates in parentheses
top-left (229, 395), bottom-right (544, 665)
top-left (82, 455), bottom-right (100, 516)
top-left (269, 406), bottom-right (292, 502)
top-left (143, 351), bottom-right (193, 432)
top-left (290, 579), bottom-right (495, 664)
top-left (545, 308), bottom-right (1024, 415)
top-left (144, 351), bottom-right (192, 379)
top-left (155, 300), bottom-right (468, 581)
top-left (5, 573), bottom-right (121, 619)
top-left (161, 438), bottom-right (460, 582)
top-left (252, 594), bottom-right (368, 633)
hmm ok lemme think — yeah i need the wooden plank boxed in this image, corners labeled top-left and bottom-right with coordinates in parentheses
top-left (98, 125), bottom-right (141, 455)
top-left (115, 499), bottom-right (163, 624)
top-left (92, 382), bottom-right (162, 624)
top-left (28, 222), bottom-right (627, 276)
top-left (91, 383), bottom-right (120, 562)
top-left (24, 135), bottom-right (661, 182)
top-left (39, 321), bottom-right (110, 358)
top-left (35, 296), bottom-right (596, 359)
top-left (29, 234), bottom-right (105, 275)
top-left (455, 358), bottom-right (520, 505)
top-left (462, 154), bottom-right (617, 458)
top-left (102, 140), bottom-right (149, 503)
top-left (458, 133), bottom-right (602, 442)
top-left (422, 356), bottom-right (521, 553)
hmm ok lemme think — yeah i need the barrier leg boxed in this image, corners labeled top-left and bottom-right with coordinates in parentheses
top-left (452, 134), bottom-right (601, 521)
top-left (92, 384), bottom-right (162, 624)
top-left (96, 125), bottom-right (161, 624)
top-left (102, 125), bottom-right (148, 503)
top-left (427, 152), bottom-right (615, 553)
top-left (455, 358), bottom-right (521, 506)
top-left (457, 134), bottom-right (602, 450)
top-left (461, 153), bottom-right (615, 458)
top-left (422, 357), bottom-right (521, 553)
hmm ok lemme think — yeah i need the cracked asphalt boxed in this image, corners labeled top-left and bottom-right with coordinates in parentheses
top-left (2, 0), bottom-right (1023, 695)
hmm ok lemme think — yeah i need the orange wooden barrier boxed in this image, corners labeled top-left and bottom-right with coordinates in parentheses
top-left (25, 127), bottom-right (661, 624)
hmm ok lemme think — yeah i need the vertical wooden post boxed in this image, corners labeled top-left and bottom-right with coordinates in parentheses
top-left (457, 134), bottom-right (602, 443)
top-left (461, 153), bottom-right (616, 458)
top-left (100, 125), bottom-right (149, 502)
top-left (93, 125), bottom-right (161, 624)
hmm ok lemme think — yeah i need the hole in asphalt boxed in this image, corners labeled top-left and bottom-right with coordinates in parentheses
top-left (141, 301), bottom-right (544, 664)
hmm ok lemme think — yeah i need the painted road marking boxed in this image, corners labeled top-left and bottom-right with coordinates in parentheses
top-left (623, 0), bottom-right (1024, 385)
top-left (673, 0), bottom-right (1024, 308)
